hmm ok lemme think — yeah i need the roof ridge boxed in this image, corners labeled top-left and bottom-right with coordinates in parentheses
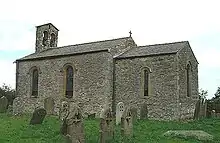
top-left (56, 36), bottom-right (131, 49)
top-left (138, 41), bottom-right (188, 48)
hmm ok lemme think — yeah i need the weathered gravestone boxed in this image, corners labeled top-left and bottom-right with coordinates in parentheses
top-left (13, 97), bottom-right (24, 115)
top-left (131, 107), bottom-right (137, 124)
top-left (193, 99), bottom-right (200, 120)
top-left (100, 107), bottom-right (114, 143)
top-left (60, 102), bottom-right (85, 143)
top-left (140, 103), bottom-right (148, 119)
top-left (88, 113), bottom-right (96, 119)
top-left (0, 96), bottom-right (8, 113)
top-left (30, 107), bottom-right (47, 125)
top-left (121, 106), bottom-right (133, 136)
top-left (7, 105), bottom-right (13, 114)
top-left (116, 102), bottom-right (124, 125)
top-left (59, 100), bottom-right (69, 120)
top-left (44, 97), bottom-right (55, 115)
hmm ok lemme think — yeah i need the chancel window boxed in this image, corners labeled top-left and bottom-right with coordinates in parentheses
top-left (144, 69), bottom-right (149, 96)
top-left (32, 69), bottom-right (38, 97)
top-left (43, 31), bottom-right (48, 46)
top-left (50, 33), bottom-right (56, 47)
top-left (141, 67), bottom-right (151, 97)
top-left (65, 66), bottom-right (73, 98)
top-left (186, 64), bottom-right (192, 97)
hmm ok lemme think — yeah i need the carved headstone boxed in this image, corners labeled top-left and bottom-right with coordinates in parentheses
top-left (131, 107), bottom-right (137, 123)
top-left (100, 107), bottom-right (114, 143)
top-left (140, 103), bottom-right (148, 119)
top-left (59, 100), bottom-right (68, 120)
top-left (121, 106), bottom-right (133, 136)
top-left (60, 103), bottom-right (85, 143)
top-left (0, 96), bottom-right (8, 113)
top-left (13, 97), bottom-right (23, 115)
top-left (116, 102), bottom-right (124, 125)
top-left (30, 107), bottom-right (47, 125)
top-left (44, 97), bottom-right (55, 115)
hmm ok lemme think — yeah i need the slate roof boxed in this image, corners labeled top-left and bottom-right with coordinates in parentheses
top-left (17, 37), bottom-right (131, 61)
top-left (116, 41), bottom-right (189, 59)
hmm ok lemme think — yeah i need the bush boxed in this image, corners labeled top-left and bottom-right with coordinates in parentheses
top-left (0, 83), bottom-right (16, 106)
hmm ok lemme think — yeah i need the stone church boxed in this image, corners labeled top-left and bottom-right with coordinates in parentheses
top-left (15, 23), bottom-right (198, 120)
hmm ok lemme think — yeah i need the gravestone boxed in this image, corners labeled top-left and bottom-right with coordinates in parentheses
top-left (121, 106), bottom-right (133, 136)
top-left (193, 99), bottom-right (200, 120)
top-left (60, 104), bottom-right (85, 143)
top-left (13, 97), bottom-right (23, 115)
top-left (7, 105), bottom-right (13, 114)
top-left (131, 107), bottom-right (137, 123)
top-left (0, 96), bottom-right (8, 113)
top-left (116, 102), bottom-right (124, 125)
top-left (30, 107), bottom-right (47, 125)
top-left (88, 113), bottom-right (96, 119)
top-left (140, 103), bottom-right (148, 119)
top-left (44, 97), bottom-right (55, 115)
top-left (100, 107), bottom-right (114, 143)
top-left (59, 100), bottom-right (69, 120)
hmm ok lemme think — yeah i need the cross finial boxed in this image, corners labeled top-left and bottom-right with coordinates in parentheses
top-left (129, 30), bottom-right (132, 37)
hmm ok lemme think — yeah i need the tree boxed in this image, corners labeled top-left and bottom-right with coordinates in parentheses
top-left (0, 83), bottom-right (16, 106)
top-left (199, 88), bottom-right (208, 99)
top-left (214, 87), bottom-right (220, 99)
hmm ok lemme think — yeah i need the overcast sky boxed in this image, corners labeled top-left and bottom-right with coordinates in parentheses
top-left (0, 0), bottom-right (219, 99)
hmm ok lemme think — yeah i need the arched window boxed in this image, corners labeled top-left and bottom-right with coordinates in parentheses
top-left (50, 33), bottom-right (56, 47)
top-left (186, 63), bottom-right (192, 97)
top-left (32, 69), bottom-right (38, 97)
top-left (144, 69), bottom-right (149, 96)
top-left (43, 31), bottom-right (48, 46)
top-left (65, 66), bottom-right (73, 98)
top-left (141, 67), bottom-right (151, 97)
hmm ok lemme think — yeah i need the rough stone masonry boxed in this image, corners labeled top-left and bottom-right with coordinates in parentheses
top-left (14, 23), bottom-right (199, 120)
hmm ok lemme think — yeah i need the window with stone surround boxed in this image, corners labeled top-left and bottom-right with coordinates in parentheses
top-left (141, 67), bottom-right (151, 97)
top-left (32, 68), bottom-right (38, 97)
top-left (186, 63), bottom-right (192, 97)
top-left (65, 65), bottom-right (74, 98)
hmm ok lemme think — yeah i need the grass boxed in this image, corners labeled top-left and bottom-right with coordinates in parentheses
top-left (0, 113), bottom-right (220, 143)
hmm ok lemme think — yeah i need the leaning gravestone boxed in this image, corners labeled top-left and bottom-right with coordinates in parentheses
top-left (116, 102), bottom-right (124, 125)
top-left (30, 107), bottom-right (47, 125)
top-left (44, 97), bottom-right (55, 115)
top-left (100, 107), bottom-right (114, 143)
top-left (60, 104), bottom-right (85, 143)
top-left (140, 103), bottom-right (148, 119)
top-left (121, 106), bottom-right (133, 136)
top-left (0, 96), bottom-right (8, 113)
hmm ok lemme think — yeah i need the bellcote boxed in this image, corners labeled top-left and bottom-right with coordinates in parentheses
top-left (35, 23), bottom-right (59, 52)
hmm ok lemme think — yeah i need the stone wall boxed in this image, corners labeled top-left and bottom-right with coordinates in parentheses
top-left (16, 51), bottom-right (113, 117)
top-left (177, 44), bottom-right (199, 120)
top-left (114, 54), bottom-right (180, 120)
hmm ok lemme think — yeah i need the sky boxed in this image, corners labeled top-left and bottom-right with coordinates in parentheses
top-left (0, 0), bottom-right (219, 99)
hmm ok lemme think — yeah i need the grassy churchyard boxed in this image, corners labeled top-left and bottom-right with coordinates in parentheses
top-left (0, 113), bottom-right (220, 143)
